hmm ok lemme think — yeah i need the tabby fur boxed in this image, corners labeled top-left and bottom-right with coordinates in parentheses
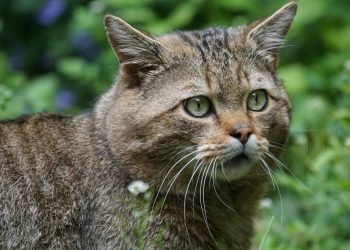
top-left (0, 2), bottom-right (297, 249)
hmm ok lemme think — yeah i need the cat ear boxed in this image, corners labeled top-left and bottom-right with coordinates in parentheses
top-left (104, 15), bottom-right (166, 71)
top-left (246, 2), bottom-right (297, 57)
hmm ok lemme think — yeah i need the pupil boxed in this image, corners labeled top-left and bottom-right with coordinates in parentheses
top-left (254, 93), bottom-right (258, 104)
top-left (196, 100), bottom-right (201, 110)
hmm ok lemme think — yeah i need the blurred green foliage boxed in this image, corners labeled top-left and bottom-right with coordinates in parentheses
top-left (0, 0), bottom-right (349, 249)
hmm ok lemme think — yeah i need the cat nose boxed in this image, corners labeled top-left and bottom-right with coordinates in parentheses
top-left (230, 125), bottom-right (253, 144)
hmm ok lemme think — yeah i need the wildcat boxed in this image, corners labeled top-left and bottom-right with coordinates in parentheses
top-left (0, 2), bottom-right (297, 249)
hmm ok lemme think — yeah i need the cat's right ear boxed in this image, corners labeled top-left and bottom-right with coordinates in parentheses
top-left (104, 15), bottom-right (167, 85)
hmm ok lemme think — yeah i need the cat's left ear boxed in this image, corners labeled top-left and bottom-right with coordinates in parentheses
top-left (246, 2), bottom-right (297, 61)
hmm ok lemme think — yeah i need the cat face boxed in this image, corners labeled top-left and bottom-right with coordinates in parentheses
top-left (102, 2), bottom-right (296, 183)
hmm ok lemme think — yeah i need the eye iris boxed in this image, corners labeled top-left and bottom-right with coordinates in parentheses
top-left (247, 90), bottom-right (267, 111)
top-left (185, 96), bottom-right (211, 117)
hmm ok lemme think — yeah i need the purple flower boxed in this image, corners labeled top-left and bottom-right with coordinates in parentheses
top-left (71, 31), bottom-right (100, 60)
top-left (55, 89), bottom-right (76, 109)
top-left (36, 0), bottom-right (66, 26)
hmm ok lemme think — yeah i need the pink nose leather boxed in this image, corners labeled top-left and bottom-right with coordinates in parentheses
top-left (231, 126), bottom-right (253, 144)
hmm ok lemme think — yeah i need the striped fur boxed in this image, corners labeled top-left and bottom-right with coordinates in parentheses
top-left (0, 2), bottom-right (297, 249)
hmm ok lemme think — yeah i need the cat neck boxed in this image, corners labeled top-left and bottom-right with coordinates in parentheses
top-left (150, 176), bottom-right (267, 248)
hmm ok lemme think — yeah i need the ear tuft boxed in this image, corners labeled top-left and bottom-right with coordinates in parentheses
top-left (104, 15), bottom-right (166, 68)
top-left (247, 2), bottom-right (297, 55)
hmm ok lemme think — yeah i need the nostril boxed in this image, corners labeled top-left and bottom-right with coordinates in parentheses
top-left (231, 127), bottom-right (253, 144)
top-left (232, 131), bottom-right (241, 139)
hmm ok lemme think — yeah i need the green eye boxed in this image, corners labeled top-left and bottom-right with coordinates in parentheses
top-left (247, 89), bottom-right (268, 111)
top-left (184, 96), bottom-right (212, 117)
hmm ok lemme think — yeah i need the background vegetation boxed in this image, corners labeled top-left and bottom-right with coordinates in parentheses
top-left (0, 0), bottom-right (349, 249)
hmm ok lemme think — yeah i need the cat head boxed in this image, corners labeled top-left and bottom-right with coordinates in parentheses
top-left (100, 2), bottom-right (297, 183)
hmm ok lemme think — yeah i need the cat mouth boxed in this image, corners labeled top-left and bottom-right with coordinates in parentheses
top-left (229, 153), bottom-right (250, 167)
top-left (215, 153), bottom-right (255, 181)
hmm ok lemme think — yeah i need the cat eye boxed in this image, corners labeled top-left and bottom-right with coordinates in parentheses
top-left (247, 89), bottom-right (268, 112)
top-left (183, 96), bottom-right (212, 117)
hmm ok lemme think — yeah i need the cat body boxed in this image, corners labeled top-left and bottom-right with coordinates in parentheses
top-left (0, 2), bottom-right (297, 249)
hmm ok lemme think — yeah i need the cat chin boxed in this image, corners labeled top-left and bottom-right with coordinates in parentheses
top-left (215, 157), bottom-right (256, 181)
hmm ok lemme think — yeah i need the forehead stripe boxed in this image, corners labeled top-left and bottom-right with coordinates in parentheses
top-left (223, 29), bottom-right (229, 49)
top-left (178, 32), bottom-right (206, 63)
top-left (195, 44), bottom-right (206, 63)
top-left (178, 32), bottom-right (194, 46)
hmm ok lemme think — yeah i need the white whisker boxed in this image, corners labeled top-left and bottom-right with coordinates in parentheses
top-left (220, 162), bottom-right (230, 181)
top-left (192, 162), bottom-right (206, 216)
top-left (200, 160), bottom-right (213, 223)
top-left (159, 154), bottom-right (198, 213)
top-left (183, 160), bottom-right (203, 246)
top-left (152, 150), bottom-right (197, 212)
top-left (264, 151), bottom-right (312, 194)
top-left (213, 162), bottom-right (236, 213)
top-left (268, 144), bottom-right (287, 151)
top-left (200, 161), bottom-right (216, 243)
top-left (208, 157), bottom-right (219, 190)
top-left (260, 157), bottom-right (284, 224)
